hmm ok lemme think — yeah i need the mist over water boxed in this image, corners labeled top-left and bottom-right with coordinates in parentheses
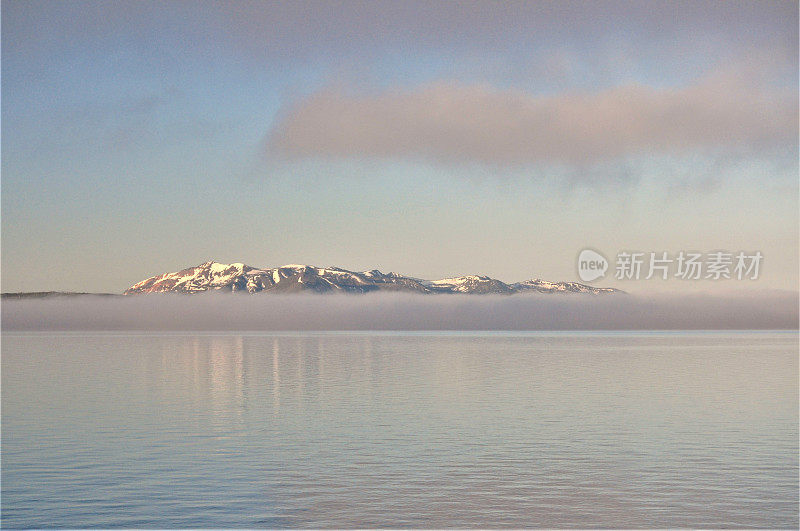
top-left (2, 291), bottom-right (797, 331)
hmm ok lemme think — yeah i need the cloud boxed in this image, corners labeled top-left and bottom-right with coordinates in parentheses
top-left (2, 291), bottom-right (797, 331)
top-left (266, 69), bottom-right (796, 167)
top-left (9, 1), bottom-right (793, 68)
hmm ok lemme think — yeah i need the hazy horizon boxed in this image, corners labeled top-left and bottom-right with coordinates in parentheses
top-left (2, 259), bottom-right (798, 297)
top-left (3, 291), bottom-right (797, 331)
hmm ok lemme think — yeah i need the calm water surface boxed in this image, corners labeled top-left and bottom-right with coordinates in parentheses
top-left (2, 332), bottom-right (798, 528)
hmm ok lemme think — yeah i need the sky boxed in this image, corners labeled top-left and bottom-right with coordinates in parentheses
top-left (2, 0), bottom-right (798, 294)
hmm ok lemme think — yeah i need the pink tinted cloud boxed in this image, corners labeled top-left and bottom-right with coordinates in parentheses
top-left (266, 72), bottom-right (796, 166)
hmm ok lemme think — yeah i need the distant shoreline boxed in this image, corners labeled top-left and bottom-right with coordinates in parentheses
top-left (1, 292), bottom-right (121, 299)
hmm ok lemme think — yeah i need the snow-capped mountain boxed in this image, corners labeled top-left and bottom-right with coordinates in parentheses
top-left (511, 279), bottom-right (619, 294)
top-left (423, 275), bottom-right (516, 294)
top-left (125, 261), bottom-right (622, 295)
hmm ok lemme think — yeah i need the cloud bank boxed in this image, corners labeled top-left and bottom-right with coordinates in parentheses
top-left (3, 292), bottom-right (796, 331)
top-left (267, 73), bottom-right (796, 166)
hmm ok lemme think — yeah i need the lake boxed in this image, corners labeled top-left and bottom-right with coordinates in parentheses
top-left (2, 331), bottom-right (797, 528)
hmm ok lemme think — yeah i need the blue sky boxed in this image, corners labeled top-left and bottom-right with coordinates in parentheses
top-left (2, 0), bottom-right (797, 293)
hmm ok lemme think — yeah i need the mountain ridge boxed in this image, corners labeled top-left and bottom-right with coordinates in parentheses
top-left (124, 261), bottom-right (622, 296)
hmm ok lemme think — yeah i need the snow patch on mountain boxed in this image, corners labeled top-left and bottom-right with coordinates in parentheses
top-left (125, 261), bottom-right (622, 296)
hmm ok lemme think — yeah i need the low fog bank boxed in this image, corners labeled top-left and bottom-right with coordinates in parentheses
top-left (2, 291), bottom-right (797, 331)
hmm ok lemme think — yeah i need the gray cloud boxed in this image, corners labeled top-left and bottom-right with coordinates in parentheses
top-left (267, 70), bottom-right (796, 166)
top-left (5, 1), bottom-right (795, 169)
top-left (6, 1), bottom-right (793, 66)
top-left (3, 292), bottom-right (797, 331)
